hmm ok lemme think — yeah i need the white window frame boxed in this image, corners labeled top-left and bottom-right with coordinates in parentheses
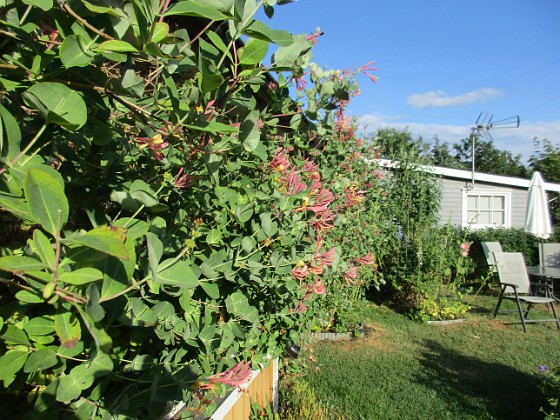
top-left (462, 189), bottom-right (511, 229)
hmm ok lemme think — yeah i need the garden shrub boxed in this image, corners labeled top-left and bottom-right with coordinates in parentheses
top-left (0, 0), bottom-right (385, 417)
top-left (368, 140), bottom-right (473, 320)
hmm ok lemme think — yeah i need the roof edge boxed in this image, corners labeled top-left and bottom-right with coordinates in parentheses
top-left (373, 159), bottom-right (560, 193)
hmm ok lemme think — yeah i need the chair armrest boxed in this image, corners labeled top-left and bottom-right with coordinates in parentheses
top-left (500, 282), bottom-right (518, 290)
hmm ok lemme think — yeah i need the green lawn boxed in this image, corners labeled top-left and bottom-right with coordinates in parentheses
top-left (282, 293), bottom-right (560, 420)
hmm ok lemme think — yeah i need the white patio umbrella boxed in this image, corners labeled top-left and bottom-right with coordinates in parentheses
top-left (524, 171), bottom-right (553, 270)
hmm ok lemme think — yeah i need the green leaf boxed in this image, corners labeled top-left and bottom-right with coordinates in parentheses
top-left (15, 290), bottom-right (44, 304)
top-left (146, 232), bottom-right (163, 276)
top-left (151, 22), bottom-right (169, 43)
top-left (200, 281), bottom-right (220, 299)
top-left (68, 364), bottom-right (95, 389)
top-left (32, 230), bottom-right (55, 271)
top-left (113, 218), bottom-right (150, 240)
top-left (239, 111), bottom-right (261, 152)
top-left (273, 36), bottom-right (311, 67)
top-left (0, 103), bottom-right (22, 162)
top-left (205, 229), bottom-right (222, 245)
top-left (225, 291), bottom-right (259, 322)
top-left (0, 194), bottom-right (34, 222)
top-left (0, 351), bottom-right (29, 386)
top-left (86, 284), bottom-right (105, 323)
top-left (239, 38), bottom-right (269, 66)
top-left (74, 305), bottom-right (112, 352)
top-left (199, 71), bottom-right (224, 94)
top-left (192, 0), bottom-right (233, 10)
top-left (186, 120), bottom-right (238, 134)
top-left (59, 268), bottom-right (103, 285)
top-left (260, 213), bottom-right (272, 236)
top-left (23, 83), bottom-right (87, 130)
top-left (1, 324), bottom-right (30, 345)
top-left (22, 0), bottom-right (52, 11)
top-left (98, 239), bottom-right (135, 299)
top-left (24, 347), bottom-right (58, 372)
top-left (88, 351), bottom-right (113, 378)
top-left (0, 255), bottom-right (44, 273)
top-left (60, 35), bottom-right (95, 68)
top-left (98, 40), bottom-right (139, 53)
top-left (63, 226), bottom-right (128, 260)
top-left (206, 30), bottom-right (232, 60)
top-left (156, 259), bottom-right (200, 289)
top-left (24, 166), bottom-right (69, 235)
top-left (24, 316), bottom-right (55, 336)
top-left (56, 373), bottom-right (82, 403)
top-left (164, 1), bottom-right (229, 20)
top-left (242, 20), bottom-right (294, 47)
top-left (81, 0), bottom-right (122, 15)
top-left (54, 311), bottom-right (81, 349)
top-left (198, 324), bottom-right (218, 343)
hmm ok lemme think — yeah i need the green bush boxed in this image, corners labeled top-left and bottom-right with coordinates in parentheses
top-left (0, 0), bottom-right (383, 417)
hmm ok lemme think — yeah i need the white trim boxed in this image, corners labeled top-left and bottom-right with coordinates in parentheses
top-left (462, 188), bottom-right (511, 229)
top-left (373, 159), bottom-right (560, 193)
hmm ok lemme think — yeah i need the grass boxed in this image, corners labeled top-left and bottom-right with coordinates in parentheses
top-left (281, 292), bottom-right (560, 420)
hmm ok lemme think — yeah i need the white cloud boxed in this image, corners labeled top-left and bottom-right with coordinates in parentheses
top-left (357, 113), bottom-right (560, 162)
top-left (407, 88), bottom-right (502, 108)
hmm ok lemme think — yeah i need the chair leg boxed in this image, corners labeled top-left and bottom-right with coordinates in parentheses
top-left (515, 298), bottom-right (528, 333)
top-left (494, 289), bottom-right (506, 318)
top-left (524, 302), bottom-right (533, 319)
top-left (550, 303), bottom-right (560, 331)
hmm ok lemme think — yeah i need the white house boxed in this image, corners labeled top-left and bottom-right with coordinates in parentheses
top-left (376, 159), bottom-right (560, 230)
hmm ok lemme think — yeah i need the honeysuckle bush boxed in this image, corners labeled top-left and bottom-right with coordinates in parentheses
top-left (0, 0), bottom-right (384, 417)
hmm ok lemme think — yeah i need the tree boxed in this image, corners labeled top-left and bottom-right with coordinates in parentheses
top-left (452, 136), bottom-right (528, 177)
top-left (430, 137), bottom-right (466, 169)
top-left (375, 128), bottom-right (431, 163)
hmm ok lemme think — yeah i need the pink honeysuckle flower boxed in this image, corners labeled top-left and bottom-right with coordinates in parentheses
top-left (306, 29), bottom-right (324, 45)
top-left (315, 247), bottom-right (336, 267)
top-left (199, 361), bottom-right (252, 390)
top-left (284, 169), bottom-right (307, 196)
top-left (291, 72), bottom-right (307, 91)
top-left (310, 209), bottom-right (336, 241)
top-left (307, 278), bottom-right (326, 295)
top-left (309, 264), bottom-right (324, 275)
top-left (173, 167), bottom-right (191, 189)
top-left (135, 134), bottom-right (169, 160)
top-left (270, 147), bottom-right (291, 173)
top-left (302, 158), bottom-right (318, 173)
top-left (344, 184), bottom-right (366, 208)
top-left (291, 264), bottom-right (309, 281)
top-left (360, 60), bottom-right (378, 84)
top-left (356, 253), bottom-right (376, 266)
top-left (460, 242), bottom-right (471, 257)
top-left (304, 187), bottom-right (334, 214)
top-left (293, 300), bottom-right (308, 314)
top-left (344, 266), bottom-right (361, 284)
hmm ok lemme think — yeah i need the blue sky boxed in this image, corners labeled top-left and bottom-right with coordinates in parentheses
top-left (258, 0), bottom-right (560, 163)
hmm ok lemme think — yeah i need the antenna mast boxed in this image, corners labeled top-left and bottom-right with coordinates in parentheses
top-left (470, 112), bottom-right (520, 188)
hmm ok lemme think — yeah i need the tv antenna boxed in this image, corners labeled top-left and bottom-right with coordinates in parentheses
top-left (469, 112), bottom-right (520, 188)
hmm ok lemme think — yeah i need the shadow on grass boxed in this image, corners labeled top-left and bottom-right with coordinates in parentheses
top-left (415, 339), bottom-right (546, 420)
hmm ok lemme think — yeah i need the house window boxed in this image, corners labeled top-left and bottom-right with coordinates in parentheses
top-left (462, 190), bottom-right (510, 229)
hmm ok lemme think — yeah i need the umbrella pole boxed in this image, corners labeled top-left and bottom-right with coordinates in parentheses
top-left (540, 241), bottom-right (544, 273)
